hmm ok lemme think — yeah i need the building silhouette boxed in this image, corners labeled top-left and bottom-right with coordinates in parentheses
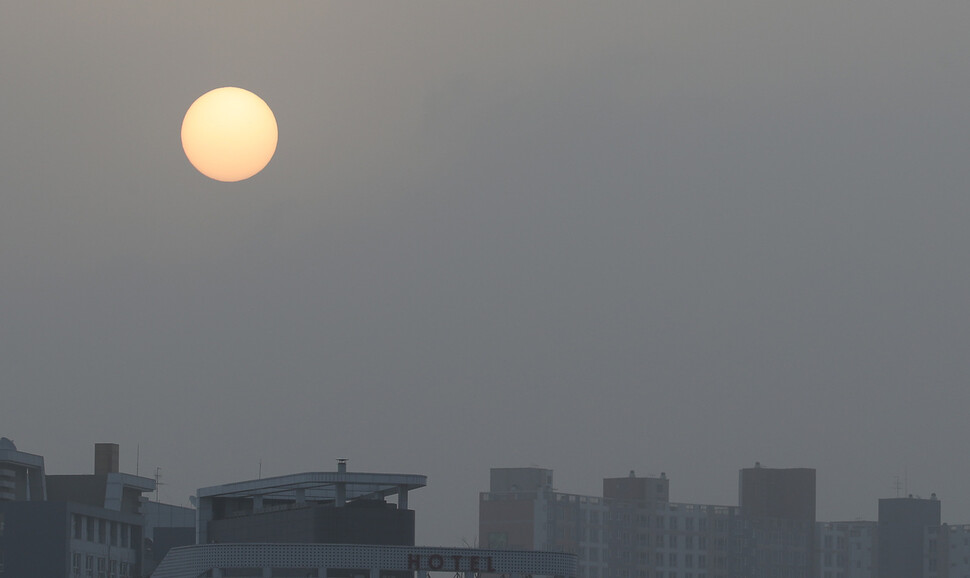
top-left (878, 495), bottom-right (941, 578)
top-left (0, 439), bottom-right (193, 578)
top-left (738, 464), bottom-right (816, 578)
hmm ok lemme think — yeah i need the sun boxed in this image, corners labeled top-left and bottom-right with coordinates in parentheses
top-left (181, 87), bottom-right (278, 182)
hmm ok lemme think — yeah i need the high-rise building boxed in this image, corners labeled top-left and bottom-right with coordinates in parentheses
top-left (738, 464), bottom-right (816, 578)
top-left (878, 495), bottom-right (941, 578)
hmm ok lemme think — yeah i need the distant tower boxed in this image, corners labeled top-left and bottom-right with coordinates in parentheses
top-left (739, 464), bottom-right (816, 578)
top-left (878, 495), bottom-right (942, 578)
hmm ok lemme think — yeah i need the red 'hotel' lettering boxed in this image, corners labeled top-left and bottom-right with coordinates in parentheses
top-left (408, 554), bottom-right (496, 572)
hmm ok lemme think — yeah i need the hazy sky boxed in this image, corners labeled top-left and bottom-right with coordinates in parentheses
top-left (2, 1), bottom-right (970, 546)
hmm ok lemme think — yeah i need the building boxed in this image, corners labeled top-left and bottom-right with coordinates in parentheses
top-left (480, 467), bottom-right (741, 578)
top-left (878, 495), bottom-right (942, 578)
top-left (933, 523), bottom-right (970, 578)
top-left (155, 462), bottom-right (577, 578)
top-left (0, 437), bottom-right (46, 502)
top-left (0, 439), bottom-right (193, 578)
top-left (815, 521), bottom-right (877, 578)
top-left (153, 543), bottom-right (578, 578)
top-left (738, 464), bottom-right (816, 578)
top-left (141, 501), bottom-right (197, 576)
top-left (197, 460), bottom-right (424, 547)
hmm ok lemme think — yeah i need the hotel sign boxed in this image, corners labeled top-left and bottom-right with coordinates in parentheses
top-left (408, 554), bottom-right (497, 572)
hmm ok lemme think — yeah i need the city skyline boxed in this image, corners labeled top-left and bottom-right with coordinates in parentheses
top-left (3, 1), bottom-right (970, 549)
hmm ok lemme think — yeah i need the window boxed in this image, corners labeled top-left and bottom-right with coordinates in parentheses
top-left (110, 560), bottom-right (117, 578)
top-left (0, 549), bottom-right (5, 573)
top-left (656, 516), bottom-right (665, 529)
top-left (73, 515), bottom-right (83, 539)
top-left (670, 518), bottom-right (678, 530)
top-left (87, 518), bottom-right (95, 542)
top-left (685, 555), bottom-right (693, 568)
top-left (98, 557), bottom-right (106, 578)
top-left (669, 553), bottom-right (677, 567)
top-left (0, 513), bottom-right (4, 536)
top-left (698, 519), bottom-right (707, 532)
top-left (669, 535), bottom-right (678, 548)
top-left (656, 535), bottom-right (664, 547)
top-left (698, 537), bottom-right (707, 549)
top-left (110, 522), bottom-right (118, 547)
top-left (120, 563), bottom-right (129, 578)
top-left (98, 520), bottom-right (106, 544)
top-left (86, 555), bottom-right (94, 578)
top-left (685, 536), bottom-right (693, 549)
top-left (685, 518), bottom-right (694, 531)
top-left (121, 525), bottom-right (129, 548)
top-left (697, 555), bottom-right (706, 569)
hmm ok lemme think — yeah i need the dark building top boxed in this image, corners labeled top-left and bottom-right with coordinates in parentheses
top-left (603, 470), bottom-right (669, 502)
top-left (878, 495), bottom-right (942, 578)
top-left (739, 464), bottom-right (816, 521)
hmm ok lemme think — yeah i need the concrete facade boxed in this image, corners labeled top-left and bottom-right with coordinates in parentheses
top-left (815, 521), bottom-right (877, 578)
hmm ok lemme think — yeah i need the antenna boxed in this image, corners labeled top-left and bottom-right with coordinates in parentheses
top-left (136, 445), bottom-right (140, 477)
top-left (154, 467), bottom-right (165, 503)
top-left (893, 475), bottom-right (902, 498)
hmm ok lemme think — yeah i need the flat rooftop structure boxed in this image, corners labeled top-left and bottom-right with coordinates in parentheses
top-left (198, 471), bottom-right (426, 504)
top-left (197, 466), bottom-right (427, 545)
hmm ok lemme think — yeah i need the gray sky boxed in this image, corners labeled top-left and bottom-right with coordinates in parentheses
top-left (2, 1), bottom-right (970, 545)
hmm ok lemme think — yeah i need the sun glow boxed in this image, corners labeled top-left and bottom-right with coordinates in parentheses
top-left (181, 87), bottom-right (278, 182)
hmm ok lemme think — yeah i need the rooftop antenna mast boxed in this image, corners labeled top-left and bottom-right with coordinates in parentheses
top-left (154, 466), bottom-right (165, 503)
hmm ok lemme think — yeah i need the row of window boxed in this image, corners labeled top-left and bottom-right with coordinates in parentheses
top-left (609, 515), bottom-right (729, 532)
top-left (570, 527), bottom-right (732, 545)
top-left (70, 553), bottom-right (131, 578)
top-left (559, 510), bottom-right (735, 533)
top-left (583, 567), bottom-right (719, 578)
top-left (71, 515), bottom-right (132, 549)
